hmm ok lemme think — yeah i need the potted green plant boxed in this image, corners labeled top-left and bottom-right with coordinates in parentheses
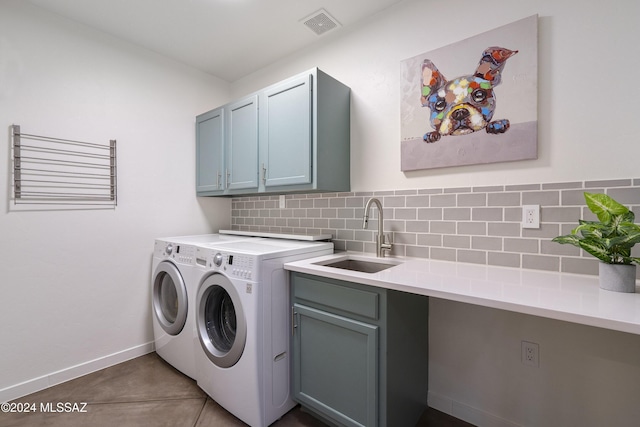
top-left (552, 192), bottom-right (640, 292)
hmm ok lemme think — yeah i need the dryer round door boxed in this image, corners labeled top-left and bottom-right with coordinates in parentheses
top-left (196, 273), bottom-right (246, 368)
top-left (152, 261), bottom-right (188, 336)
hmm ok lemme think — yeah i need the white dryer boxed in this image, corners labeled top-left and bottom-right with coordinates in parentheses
top-left (193, 238), bottom-right (333, 427)
top-left (151, 234), bottom-right (250, 379)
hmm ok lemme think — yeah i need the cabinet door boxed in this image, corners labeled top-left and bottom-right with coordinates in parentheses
top-left (226, 95), bottom-right (259, 191)
top-left (293, 304), bottom-right (378, 427)
top-left (196, 107), bottom-right (224, 194)
top-left (262, 73), bottom-right (312, 188)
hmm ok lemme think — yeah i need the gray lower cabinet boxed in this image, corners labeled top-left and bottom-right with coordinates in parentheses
top-left (196, 67), bottom-right (350, 197)
top-left (291, 272), bottom-right (429, 427)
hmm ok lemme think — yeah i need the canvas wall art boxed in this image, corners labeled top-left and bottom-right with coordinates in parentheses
top-left (400, 15), bottom-right (538, 171)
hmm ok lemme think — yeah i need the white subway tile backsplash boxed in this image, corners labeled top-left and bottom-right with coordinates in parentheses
top-left (231, 178), bottom-right (640, 277)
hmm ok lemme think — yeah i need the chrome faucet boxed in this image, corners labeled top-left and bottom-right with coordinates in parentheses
top-left (363, 197), bottom-right (392, 257)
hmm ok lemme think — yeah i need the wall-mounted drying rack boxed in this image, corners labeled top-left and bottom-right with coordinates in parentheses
top-left (11, 125), bottom-right (117, 207)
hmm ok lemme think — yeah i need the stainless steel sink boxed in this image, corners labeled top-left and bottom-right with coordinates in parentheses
top-left (316, 257), bottom-right (401, 273)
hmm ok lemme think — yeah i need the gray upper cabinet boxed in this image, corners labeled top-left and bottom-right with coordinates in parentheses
top-left (195, 107), bottom-right (224, 194)
top-left (261, 73), bottom-right (312, 189)
top-left (196, 68), bottom-right (350, 196)
top-left (226, 95), bottom-right (259, 191)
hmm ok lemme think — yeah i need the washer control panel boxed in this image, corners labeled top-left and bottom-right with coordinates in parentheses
top-left (213, 253), bottom-right (224, 267)
top-left (192, 247), bottom-right (257, 280)
top-left (225, 253), bottom-right (255, 280)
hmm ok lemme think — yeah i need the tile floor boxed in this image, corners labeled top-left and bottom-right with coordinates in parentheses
top-left (1, 353), bottom-right (474, 427)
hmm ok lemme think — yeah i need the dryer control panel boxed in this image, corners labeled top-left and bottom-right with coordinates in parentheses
top-left (154, 240), bottom-right (196, 265)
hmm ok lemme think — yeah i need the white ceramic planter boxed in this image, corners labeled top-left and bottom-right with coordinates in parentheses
top-left (599, 263), bottom-right (637, 293)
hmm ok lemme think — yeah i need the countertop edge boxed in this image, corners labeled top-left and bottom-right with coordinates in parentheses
top-left (285, 253), bottom-right (640, 336)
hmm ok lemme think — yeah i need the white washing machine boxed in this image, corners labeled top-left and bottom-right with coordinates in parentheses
top-left (193, 238), bottom-right (333, 427)
top-left (151, 234), bottom-right (251, 379)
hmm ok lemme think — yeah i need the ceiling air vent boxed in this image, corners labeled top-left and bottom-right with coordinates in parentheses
top-left (301, 9), bottom-right (341, 36)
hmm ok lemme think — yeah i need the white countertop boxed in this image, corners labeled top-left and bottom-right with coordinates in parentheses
top-left (284, 252), bottom-right (640, 336)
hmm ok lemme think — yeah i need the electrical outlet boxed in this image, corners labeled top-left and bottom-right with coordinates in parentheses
top-left (522, 341), bottom-right (539, 367)
top-left (522, 204), bottom-right (540, 229)
top-left (279, 195), bottom-right (286, 209)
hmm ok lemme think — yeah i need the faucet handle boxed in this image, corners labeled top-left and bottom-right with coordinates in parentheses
top-left (381, 233), bottom-right (393, 254)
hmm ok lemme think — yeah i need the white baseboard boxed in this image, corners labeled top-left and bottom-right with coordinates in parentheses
top-left (428, 391), bottom-right (521, 427)
top-left (0, 342), bottom-right (155, 403)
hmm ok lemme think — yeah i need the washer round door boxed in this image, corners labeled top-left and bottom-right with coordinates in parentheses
top-left (196, 273), bottom-right (246, 368)
top-left (152, 261), bottom-right (188, 336)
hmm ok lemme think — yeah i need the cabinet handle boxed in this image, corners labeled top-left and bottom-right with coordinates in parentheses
top-left (226, 169), bottom-right (230, 188)
top-left (291, 307), bottom-right (297, 336)
top-left (262, 163), bottom-right (267, 185)
top-left (216, 171), bottom-right (221, 189)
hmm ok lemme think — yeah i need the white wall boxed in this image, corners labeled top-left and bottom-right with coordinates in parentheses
top-left (230, 1), bottom-right (640, 426)
top-left (429, 300), bottom-right (640, 427)
top-left (3, 0), bottom-right (640, 423)
top-left (232, 0), bottom-right (640, 193)
top-left (0, 1), bottom-right (231, 400)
